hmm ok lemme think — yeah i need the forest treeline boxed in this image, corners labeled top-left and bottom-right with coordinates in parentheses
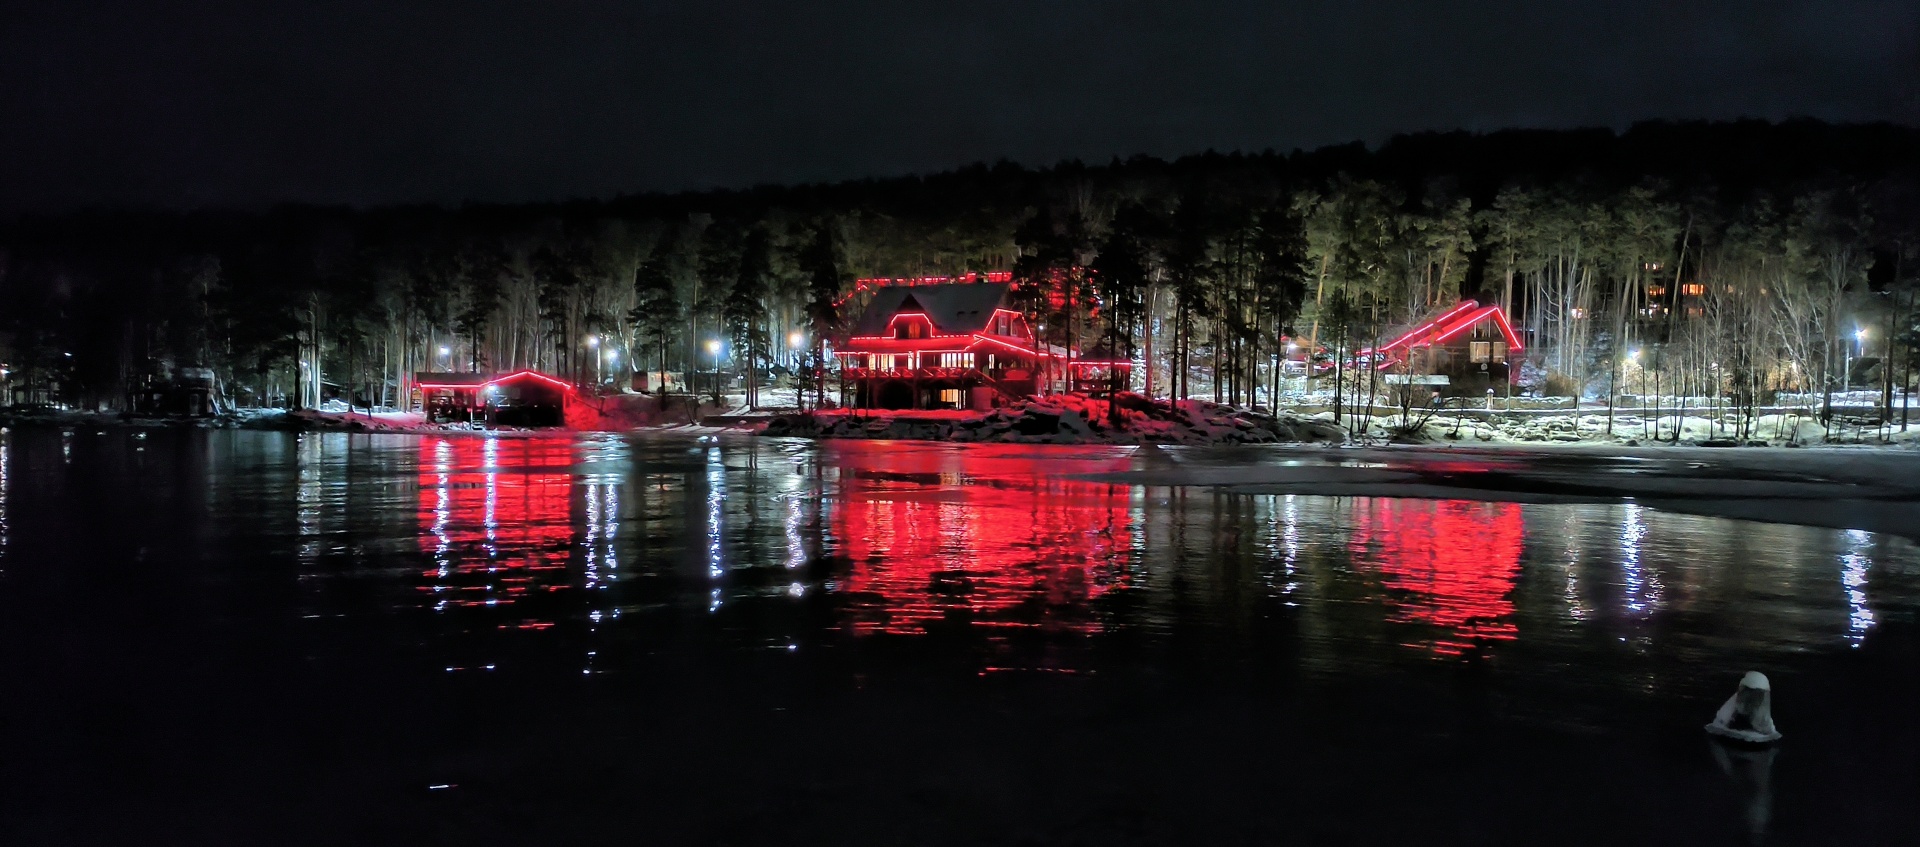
top-left (2, 118), bottom-right (1917, 414)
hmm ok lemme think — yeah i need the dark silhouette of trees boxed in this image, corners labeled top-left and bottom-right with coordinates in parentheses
top-left (0, 119), bottom-right (1913, 434)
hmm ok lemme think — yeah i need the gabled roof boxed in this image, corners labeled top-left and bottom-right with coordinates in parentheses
top-left (849, 282), bottom-right (1012, 337)
top-left (1363, 301), bottom-right (1524, 356)
top-left (415, 370), bottom-right (573, 391)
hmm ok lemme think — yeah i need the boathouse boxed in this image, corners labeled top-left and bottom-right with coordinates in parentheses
top-left (414, 369), bottom-right (574, 426)
top-left (835, 280), bottom-right (1054, 410)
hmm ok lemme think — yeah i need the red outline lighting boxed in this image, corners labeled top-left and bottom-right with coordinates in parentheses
top-left (485, 370), bottom-right (575, 393)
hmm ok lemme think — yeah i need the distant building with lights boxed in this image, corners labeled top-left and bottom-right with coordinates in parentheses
top-left (414, 369), bottom-right (574, 426)
top-left (835, 276), bottom-right (1068, 410)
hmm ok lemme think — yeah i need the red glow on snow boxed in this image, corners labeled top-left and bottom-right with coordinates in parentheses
top-left (830, 444), bottom-right (1135, 637)
top-left (1346, 498), bottom-right (1524, 656)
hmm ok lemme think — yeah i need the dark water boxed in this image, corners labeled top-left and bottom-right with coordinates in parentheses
top-left (2, 427), bottom-right (1917, 845)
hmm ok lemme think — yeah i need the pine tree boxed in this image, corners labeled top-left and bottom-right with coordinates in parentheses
top-left (724, 226), bottom-right (775, 408)
top-left (797, 220), bottom-right (847, 409)
top-left (630, 232), bottom-right (682, 395)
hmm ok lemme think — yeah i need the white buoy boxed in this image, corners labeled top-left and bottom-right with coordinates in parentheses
top-left (1706, 671), bottom-right (1781, 744)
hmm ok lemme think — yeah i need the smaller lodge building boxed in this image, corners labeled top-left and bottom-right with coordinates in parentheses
top-left (1362, 300), bottom-right (1525, 402)
top-left (836, 278), bottom-right (1078, 410)
top-left (413, 369), bottom-right (574, 426)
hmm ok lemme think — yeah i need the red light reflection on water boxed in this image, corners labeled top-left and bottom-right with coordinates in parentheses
top-left (1347, 498), bottom-right (1524, 655)
top-left (417, 438), bottom-right (575, 619)
top-left (830, 445), bottom-right (1135, 637)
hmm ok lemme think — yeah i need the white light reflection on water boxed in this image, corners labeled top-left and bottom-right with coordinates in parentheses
top-left (0, 428), bottom-right (9, 563)
top-left (782, 468), bottom-right (806, 573)
top-left (705, 446), bottom-right (725, 607)
top-left (482, 438), bottom-right (499, 562)
top-left (296, 434), bottom-right (322, 565)
top-left (1564, 512), bottom-right (1589, 621)
top-left (432, 439), bottom-right (452, 585)
top-left (1841, 529), bottom-right (1876, 647)
top-left (1281, 494), bottom-right (1300, 597)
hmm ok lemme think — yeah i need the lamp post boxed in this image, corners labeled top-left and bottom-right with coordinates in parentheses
top-left (707, 339), bottom-right (724, 407)
top-left (587, 336), bottom-right (601, 388)
top-left (1843, 328), bottom-right (1864, 397)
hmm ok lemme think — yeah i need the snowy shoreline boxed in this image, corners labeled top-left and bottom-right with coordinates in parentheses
top-left (756, 392), bottom-right (1920, 451)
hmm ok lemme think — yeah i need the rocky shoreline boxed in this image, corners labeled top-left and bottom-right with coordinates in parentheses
top-left (760, 394), bottom-right (1349, 446)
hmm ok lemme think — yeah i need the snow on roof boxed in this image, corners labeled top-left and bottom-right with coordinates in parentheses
top-left (848, 282), bottom-right (1013, 337)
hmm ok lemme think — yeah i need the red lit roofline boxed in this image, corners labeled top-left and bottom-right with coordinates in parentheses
top-left (486, 370), bottom-right (575, 393)
top-left (1364, 302), bottom-right (1523, 355)
top-left (1367, 301), bottom-right (1479, 354)
top-left (1488, 306), bottom-right (1525, 351)
top-left (1425, 306), bottom-right (1499, 346)
top-left (970, 334), bottom-right (1047, 358)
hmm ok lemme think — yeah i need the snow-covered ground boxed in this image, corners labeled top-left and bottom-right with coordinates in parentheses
top-left (1339, 409), bottom-right (1920, 448)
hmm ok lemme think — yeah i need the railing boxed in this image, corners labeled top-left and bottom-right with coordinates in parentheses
top-left (844, 367), bottom-right (988, 381)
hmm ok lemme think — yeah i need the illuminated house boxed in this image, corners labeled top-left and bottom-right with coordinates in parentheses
top-left (836, 279), bottom-right (1056, 410)
top-left (414, 369), bottom-right (575, 426)
top-left (1362, 300), bottom-right (1525, 399)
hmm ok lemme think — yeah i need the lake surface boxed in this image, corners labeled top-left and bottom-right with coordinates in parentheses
top-left (2, 427), bottom-right (1917, 845)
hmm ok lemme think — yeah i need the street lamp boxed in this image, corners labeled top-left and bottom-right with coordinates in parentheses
top-left (707, 339), bottom-right (724, 405)
top-left (1844, 328), bottom-right (1867, 393)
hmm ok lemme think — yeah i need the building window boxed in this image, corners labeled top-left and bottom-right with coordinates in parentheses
top-left (1470, 341), bottom-right (1491, 363)
top-left (1491, 342), bottom-right (1507, 363)
top-left (1680, 283), bottom-right (1705, 297)
top-left (939, 389), bottom-right (961, 405)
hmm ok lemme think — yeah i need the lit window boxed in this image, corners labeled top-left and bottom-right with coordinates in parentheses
top-left (1470, 341), bottom-right (1491, 363)
top-left (1681, 283), bottom-right (1705, 297)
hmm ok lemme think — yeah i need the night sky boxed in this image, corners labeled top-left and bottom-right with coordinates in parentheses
top-left (3, 1), bottom-right (1916, 212)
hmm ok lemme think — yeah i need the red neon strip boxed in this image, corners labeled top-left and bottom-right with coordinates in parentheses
top-left (1425, 307), bottom-right (1499, 346)
top-left (1367, 301), bottom-right (1479, 354)
top-left (970, 334), bottom-right (1043, 357)
top-left (1489, 307), bottom-right (1525, 350)
top-left (485, 370), bottom-right (575, 393)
